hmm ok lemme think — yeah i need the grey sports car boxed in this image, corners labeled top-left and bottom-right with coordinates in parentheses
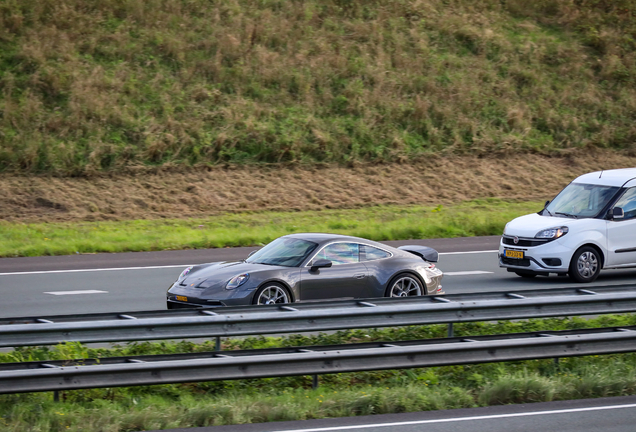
top-left (166, 233), bottom-right (444, 308)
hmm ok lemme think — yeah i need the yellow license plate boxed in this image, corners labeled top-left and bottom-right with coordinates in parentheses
top-left (505, 249), bottom-right (524, 259)
top-left (176, 295), bottom-right (188, 302)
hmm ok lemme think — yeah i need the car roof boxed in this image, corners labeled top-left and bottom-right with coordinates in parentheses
top-left (574, 167), bottom-right (636, 187)
top-left (284, 232), bottom-right (387, 246)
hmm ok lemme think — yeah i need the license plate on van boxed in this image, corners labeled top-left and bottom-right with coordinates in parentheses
top-left (504, 249), bottom-right (524, 259)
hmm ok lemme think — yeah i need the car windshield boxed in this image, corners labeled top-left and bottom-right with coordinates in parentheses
top-left (545, 182), bottom-right (620, 218)
top-left (246, 237), bottom-right (318, 267)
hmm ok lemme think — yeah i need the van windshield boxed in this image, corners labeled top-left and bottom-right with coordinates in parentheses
top-left (545, 183), bottom-right (620, 219)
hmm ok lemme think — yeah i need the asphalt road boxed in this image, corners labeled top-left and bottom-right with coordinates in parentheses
top-left (2, 235), bottom-right (636, 318)
top-left (2, 236), bottom-right (636, 432)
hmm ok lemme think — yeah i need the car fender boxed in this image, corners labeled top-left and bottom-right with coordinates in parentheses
top-left (383, 265), bottom-right (428, 294)
top-left (559, 222), bottom-right (608, 266)
top-left (253, 274), bottom-right (300, 302)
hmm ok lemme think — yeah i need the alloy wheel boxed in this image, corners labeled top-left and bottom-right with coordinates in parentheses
top-left (256, 285), bottom-right (290, 305)
top-left (389, 275), bottom-right (423, 297)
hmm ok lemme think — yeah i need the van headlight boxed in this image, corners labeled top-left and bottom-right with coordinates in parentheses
top-left (535, 226), bottom-right (568, 239)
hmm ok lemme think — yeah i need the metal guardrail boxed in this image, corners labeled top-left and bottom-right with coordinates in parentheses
top-left (1, 326), bottom-right (636, 394)
top-left (2, 284), bottom-right (636, 347)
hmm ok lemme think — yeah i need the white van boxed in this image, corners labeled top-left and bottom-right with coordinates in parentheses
top-left (499, 167), bottom-right (636, 282)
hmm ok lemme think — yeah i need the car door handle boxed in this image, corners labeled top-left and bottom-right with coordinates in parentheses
top-left (353, 273), bottom-right (366, 279)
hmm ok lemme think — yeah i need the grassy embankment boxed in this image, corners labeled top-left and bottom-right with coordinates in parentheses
top-left (1, 0), bottom-right (635, 175)
top-left (1, 314), bottom-right (636, 431)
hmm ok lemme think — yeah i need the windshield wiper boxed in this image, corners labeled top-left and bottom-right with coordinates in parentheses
top-left (555, 212), bottom-right (578, 219)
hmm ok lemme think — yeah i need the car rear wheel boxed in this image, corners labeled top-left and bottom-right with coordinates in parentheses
top-left (253, 283), bottom-right (291, 305)
top-left (386, 274), bottom-right (423, 297)
top-left (569, 246), bottom-right (601, 283)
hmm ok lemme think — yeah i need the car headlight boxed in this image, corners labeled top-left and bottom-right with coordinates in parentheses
top-left (535, 226), bottom-right (568, 239)
top-left (226, 273), bottom-right (249, 290)
top-left (177, 266), bottom-right (193, 283)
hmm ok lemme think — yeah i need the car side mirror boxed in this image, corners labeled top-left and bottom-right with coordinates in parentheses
top-left (310, 259), bottom-right (332, 272)
top-left (247, 250), bottom-right (258, 258)
top-left (609, 207), bottom-right (624, 219)
top-left (544, 200), bottom-right (550, 208)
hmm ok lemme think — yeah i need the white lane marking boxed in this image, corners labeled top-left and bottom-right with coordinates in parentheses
top-left (445, 271), bottom-right (493, 276)
top-left (44, 290), bottom-right (108, 295)
top-left (0, 250), bottom-right (501, 276)
top-left (267, 403), bottom-right (636, 432)
top-left (0, 264), bottom-right (189, 276)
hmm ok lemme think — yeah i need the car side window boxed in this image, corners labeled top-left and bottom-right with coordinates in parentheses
top-left (314, 243), bottom-right (360, 265)
top-left (360, 245), bottom-right (391, 262)
top-left (614, 187), bottom-right (636, 220)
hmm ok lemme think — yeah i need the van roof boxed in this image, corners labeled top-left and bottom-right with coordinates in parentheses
top-left (574, 167), bottom-right (636, 187)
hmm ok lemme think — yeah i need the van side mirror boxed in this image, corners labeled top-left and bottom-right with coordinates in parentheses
top-left (310, 259), bottom-right (332, 272)
top-left (609, 207), bottom-right (624, 219)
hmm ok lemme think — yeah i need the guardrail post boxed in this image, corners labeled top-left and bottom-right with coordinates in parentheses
top-left (312, 375), bottom-right (319, 389)
top-left (215, 337), bottom-right (221, 352)
top-left (447, 323), bottom-right (454, 338)
top-left (53, 391), bottom-right (59, 402)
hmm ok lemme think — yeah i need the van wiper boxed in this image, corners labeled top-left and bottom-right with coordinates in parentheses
top-left (555, 212), bottom-right (578, 219)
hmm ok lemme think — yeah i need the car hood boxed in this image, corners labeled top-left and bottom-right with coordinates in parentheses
top-left (180, 261), bottom-right (288, 288)
top-left (505, 213), bottom-right (587, 237)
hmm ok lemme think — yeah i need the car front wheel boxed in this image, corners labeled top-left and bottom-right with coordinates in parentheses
top-left (253, 283), bottom-right (291, 305)
top-left (386, 274), bottom-right (423, 297)
top-left (569, 246), bottom-right (601, 283)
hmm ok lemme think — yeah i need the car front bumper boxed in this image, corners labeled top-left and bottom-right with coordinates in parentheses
top-left (498, 236), bottom-right (573, 275)
top-left (166, 283), bottom-right (257, 309)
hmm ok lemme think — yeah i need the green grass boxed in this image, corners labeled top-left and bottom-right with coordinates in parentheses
top-left (0, 199), bottom-right (542, 257)
top-left (2, 314), bottom-right (636, 431)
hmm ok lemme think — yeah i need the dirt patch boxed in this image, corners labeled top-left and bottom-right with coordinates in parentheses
top-left (1, 150), bottom-right (635, 224)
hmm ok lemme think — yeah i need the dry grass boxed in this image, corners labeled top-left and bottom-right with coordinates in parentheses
top-left (0, 0), bottom-right (635, 175)
top-left (0, 150), bottom-right (635, 223)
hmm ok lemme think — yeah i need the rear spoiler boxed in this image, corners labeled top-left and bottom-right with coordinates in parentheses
top-left (398, 245), bottom-right (439, 263)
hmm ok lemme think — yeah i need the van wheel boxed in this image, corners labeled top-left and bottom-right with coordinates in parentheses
top-left (569, 246), bottom-right (601, 283)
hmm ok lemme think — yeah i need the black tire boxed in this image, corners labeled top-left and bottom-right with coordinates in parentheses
top-left (514, 271), bottom-right (537, 278)
top-left (569, 246), bottom-right (601, 283)
top-left (386, 273), bottom-right (424, 297)
top-left (253, 283), bottom-right (291, 305)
